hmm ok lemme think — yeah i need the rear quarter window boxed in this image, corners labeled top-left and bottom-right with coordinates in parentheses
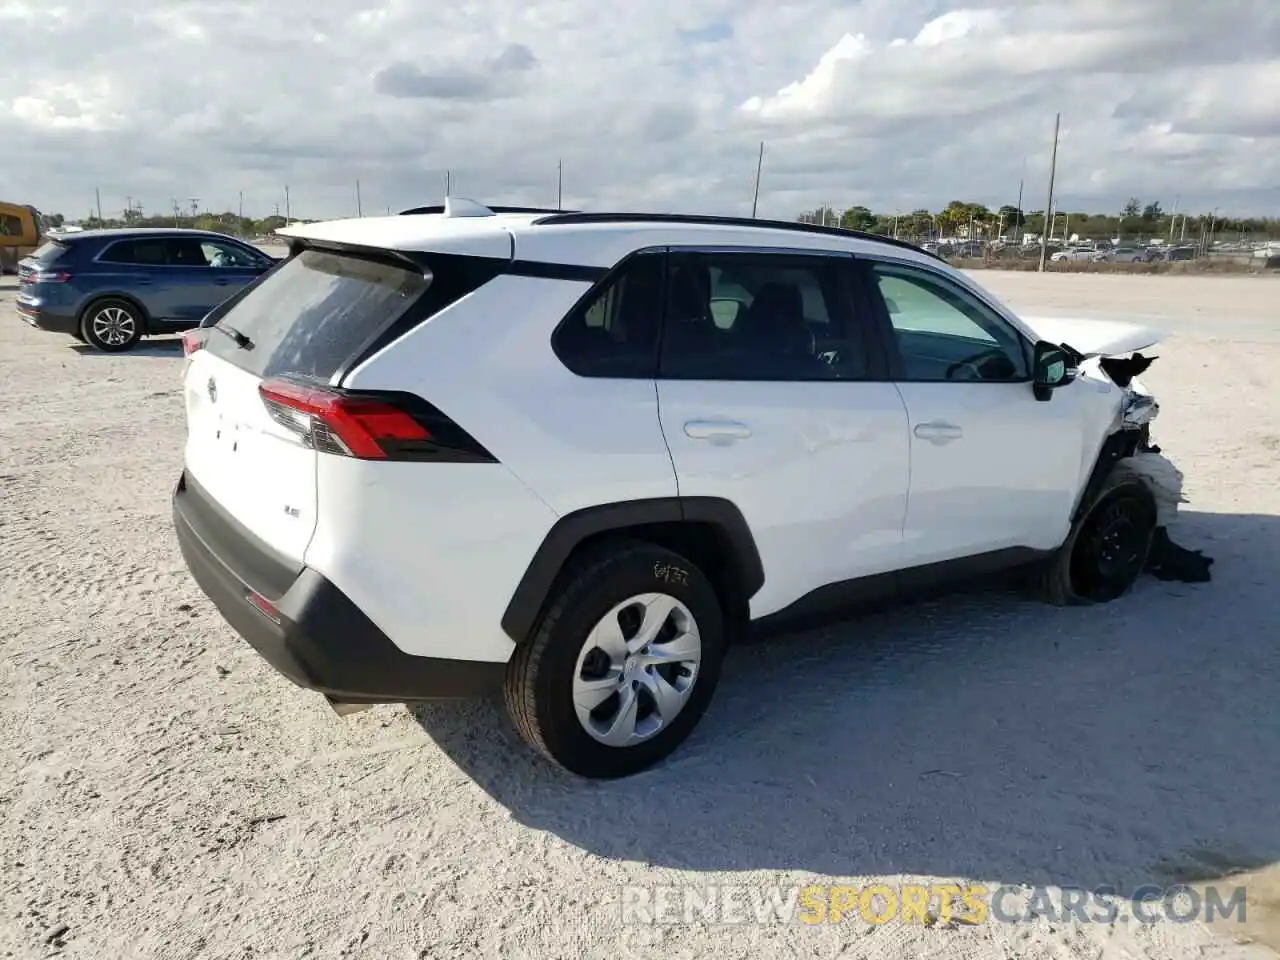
top-left (205, 249), bottom-right (433, 381)
top-left (30, 240), bottom-right (69, 263)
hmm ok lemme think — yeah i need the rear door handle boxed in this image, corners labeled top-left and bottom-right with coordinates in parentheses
top-left (913, 421), bottom-right (964, 444)
top-left (684, 419), bottom-right (752, 442)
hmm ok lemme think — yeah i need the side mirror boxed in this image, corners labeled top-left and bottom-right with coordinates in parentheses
top-left (1032, 340), bottom-right (1076, 401)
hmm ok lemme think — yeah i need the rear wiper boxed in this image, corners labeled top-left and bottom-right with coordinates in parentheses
top-left (212, 324), bottom-right (253, 350)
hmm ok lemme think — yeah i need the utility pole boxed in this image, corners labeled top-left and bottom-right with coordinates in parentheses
top-left (1038, 112), bottom-right (1061, 273)
top-left (283, 185), bottom-right (290, 225)
top-left (189, 198), bottom-right (200, 219)
top-left (557, 159), bottom-right (563, 211)
top-left (1014, 174), bottom-right (1024, 245)
top-left (445, 170), bottom-right (451, 198)
top-left (1168, 196), bottom-right (1179, 243)
top-left (356, 180), bottom-right (363, 217)
top-left (239, 191), bottom-right (244, 222)
top-left (95, 188), bottom-right (103, 223)
top-left (751, 141), bottom-right (765, 218)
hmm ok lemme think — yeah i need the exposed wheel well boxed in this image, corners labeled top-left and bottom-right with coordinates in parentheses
top-left (79, 294), bottom-right (153, 334)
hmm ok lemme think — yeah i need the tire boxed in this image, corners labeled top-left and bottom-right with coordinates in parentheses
top-left (504, 541), bottom-right (726, 778)
top-left (1035, 466), bottom-right (1158, 606)
top-left (80, 298), bottom-right (144, 352)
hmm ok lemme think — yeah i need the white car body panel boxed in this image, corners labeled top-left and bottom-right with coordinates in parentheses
top-left (1018, 316), bottom-right (1165, 357)
top-left (656, 380), bottom-right (911, 617)
top-left (344, 274), bottom-right (680, 515)
top-left (182, 349), bottom-right (318, 562)
top-left (304, 456), bottom-right (556, 662)
top-left (893, 380), bottom-right (1090, 562)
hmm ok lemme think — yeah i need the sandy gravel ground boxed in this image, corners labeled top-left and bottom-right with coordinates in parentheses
top-left (1, 272), bottom-right (1278, 960)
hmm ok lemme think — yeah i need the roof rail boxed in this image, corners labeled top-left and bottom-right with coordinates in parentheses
top-left (399, 203), bottom-right (578, 217)
top-left (531, 211), bottom-right (938, 259)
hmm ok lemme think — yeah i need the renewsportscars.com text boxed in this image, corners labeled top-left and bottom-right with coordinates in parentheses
top-left (620, 883), bottom-right (1248, 926)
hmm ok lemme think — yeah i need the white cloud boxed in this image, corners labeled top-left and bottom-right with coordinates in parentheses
top-left (2, 0), bottom-right (1277, 222)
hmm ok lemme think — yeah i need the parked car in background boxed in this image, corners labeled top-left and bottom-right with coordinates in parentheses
top-left (1092, 246), bottom-right (1148, 264)
top-left (1151, 245), bottom-right (1198, 263)
top-left (15, 228), bottom-right (276, 352)
top-left (1050, 247), bottom-right (1095, 262)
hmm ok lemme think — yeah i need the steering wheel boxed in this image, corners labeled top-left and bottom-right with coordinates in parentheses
top-left (944, 348), bottom-right (1009, 381)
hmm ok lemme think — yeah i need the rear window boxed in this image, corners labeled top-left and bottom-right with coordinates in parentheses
top-left (205, 249), bottom-right (431, 380)
top-left (30, 240), bottom-right (69, 263)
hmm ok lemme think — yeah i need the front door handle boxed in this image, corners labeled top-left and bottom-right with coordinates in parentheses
top-left (684, 419), bottom-right (752, 442)
top-left (913, 421), bottom-right (964, 444)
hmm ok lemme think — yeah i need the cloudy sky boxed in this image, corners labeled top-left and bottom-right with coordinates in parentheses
top-left (3, 0), bottom-right (1278, 222)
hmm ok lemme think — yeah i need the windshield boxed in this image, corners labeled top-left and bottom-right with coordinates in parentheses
top-left (205, 249), bottom-right (431, 381)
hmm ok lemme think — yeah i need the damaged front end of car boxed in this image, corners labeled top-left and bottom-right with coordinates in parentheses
top-left (1065, 344), bottom-right (1213, 585)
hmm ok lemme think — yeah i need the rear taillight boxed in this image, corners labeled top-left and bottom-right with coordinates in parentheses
top-left (31, 269), bottom-right (70, 283)
top-left (258, 378), bottom-right (496, 463)
top-left (181, 329), bottom-right (208, 357)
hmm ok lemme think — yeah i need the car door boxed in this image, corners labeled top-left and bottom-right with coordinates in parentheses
top-left (656, 247), bottom-right (911, 619)
top-left (858, 256), bottom-right (1087, 567)
top-left (97, 237), bottom-right (180, 319)
top-left (163, 237), bottom-right (226, 322)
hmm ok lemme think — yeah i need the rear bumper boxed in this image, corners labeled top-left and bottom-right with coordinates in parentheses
top-left (172, 471), bottom-right (504, 702)
top-left (16, 300), bottom-right (79, 334)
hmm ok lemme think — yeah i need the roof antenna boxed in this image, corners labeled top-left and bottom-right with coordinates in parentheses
top-left (443, 197), bottom-right (497, 218)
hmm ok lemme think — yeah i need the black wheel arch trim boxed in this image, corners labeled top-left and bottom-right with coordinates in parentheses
top-left (1070, 428), bottom-right (1146, 525)
top-left (500, 496), bottom-right (765, 643)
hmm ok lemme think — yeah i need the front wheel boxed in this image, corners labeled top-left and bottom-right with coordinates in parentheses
top-left (504, 542), bottom-right (725, 778)
top-left (81, 299), bottom-right (144, 352)
top-left (1035, 468), bottom-right (1157, 605)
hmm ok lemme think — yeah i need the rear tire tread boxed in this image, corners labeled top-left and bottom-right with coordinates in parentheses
top-left (504, 541), bottom-right (647, 765)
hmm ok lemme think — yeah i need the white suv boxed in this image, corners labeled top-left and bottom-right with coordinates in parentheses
top-left (173, 200), bottom-right (1165, 778)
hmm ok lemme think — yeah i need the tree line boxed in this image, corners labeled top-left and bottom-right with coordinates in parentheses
top-left (798, 199), bottom-right (1279, 243)
top-left (45, 210), bottom-right (294, 238)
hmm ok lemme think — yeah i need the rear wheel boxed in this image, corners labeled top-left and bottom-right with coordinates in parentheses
top-left (1036, 471), bottom-right (1157, 605)
top-left (81, 299), bottom-right (144, 352)
top-left (504, 542), bottom-right (725, 778)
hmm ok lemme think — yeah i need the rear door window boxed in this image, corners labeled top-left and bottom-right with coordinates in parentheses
top-left (167, 237), bottom-right (210, 266)
top-left (98, 239), bottom-right (170, 265)
top-left (204, 249), bottom-right (432, 381)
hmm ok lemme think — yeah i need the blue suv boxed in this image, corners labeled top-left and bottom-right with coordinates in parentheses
top-left (16, 228), bottom-right (276, 352)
